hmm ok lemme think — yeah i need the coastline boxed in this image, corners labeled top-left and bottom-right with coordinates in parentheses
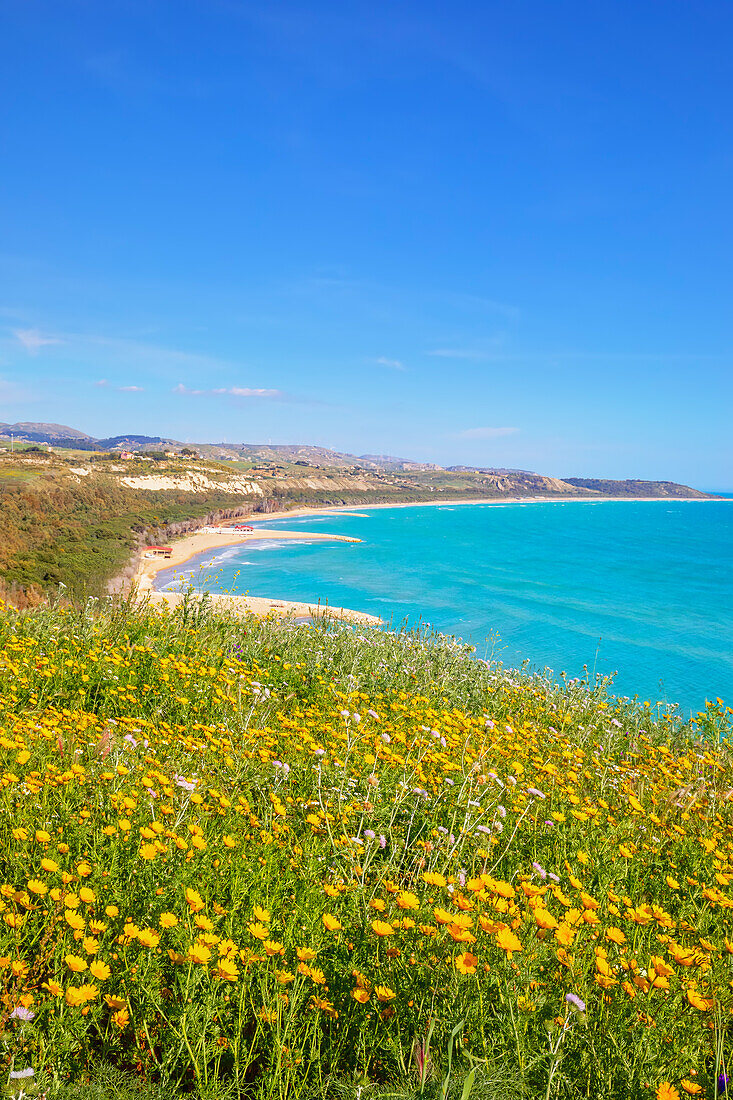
top-left (132, 493), bottom-right (730, 628)
top-left (132, 526), bottom-right (379, 626)
top-left (245, 493), bottom-right (729, 524)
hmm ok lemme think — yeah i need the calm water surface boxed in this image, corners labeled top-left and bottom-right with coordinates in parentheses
top-left (156, 500), bottom-right (733, 714)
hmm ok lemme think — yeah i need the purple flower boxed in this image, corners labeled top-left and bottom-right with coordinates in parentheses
top-left (565, 993), bottom-right (586, 1015)
top-left (532, 862), bottom-right (547, 880)
top-left (367, 709), bottom-right (379, 720)
top-left (174, 775), bottom-right (197, 792)
top-left (363, 829), bottom-right (376, 840)
top-left (527, 787), bottom-right (546, 800)
top-left (718, 1073), bottom-right (729, 1094)
top-left (378, 835), bottom-right (387, 849)
top-left (9, 1067), bottom-right (34, 1079)
top-left (10, 1006), bottom-right (35, 1022)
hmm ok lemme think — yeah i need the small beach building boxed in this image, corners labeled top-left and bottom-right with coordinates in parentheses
top-left (146, 546), bottom-right (173, 559)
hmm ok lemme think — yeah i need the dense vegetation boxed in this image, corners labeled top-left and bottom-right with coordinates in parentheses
top-left (0, 597), bottom-right (730, 1100)
top-left (0, 475), bottom-right (261, 601)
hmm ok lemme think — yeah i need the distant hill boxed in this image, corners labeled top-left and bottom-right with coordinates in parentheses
top-left (0, 422), bottom-right (96, 447)
top-left (563, 478), bottom-right (713, 499)
top-left (0, 422), bottom-right (715, 500)
top-left (97, 435), bottom-right (182, 450)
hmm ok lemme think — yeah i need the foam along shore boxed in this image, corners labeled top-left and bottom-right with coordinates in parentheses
top-left (133, 525), bottom-right (379, 626)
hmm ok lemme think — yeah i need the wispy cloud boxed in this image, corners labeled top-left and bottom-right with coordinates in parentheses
top-left (174, 383), bottom-right (285, 400)
top-left (13, 328), bottom-right (63, 354)
top-left (373, 356), bottom-right (407, 371)
top-left (118, 385), bottom-right (145, 392)
top-left (94, 379), bottom-right (110, 387)
top-left (456, 426), bottom-right (519, 439)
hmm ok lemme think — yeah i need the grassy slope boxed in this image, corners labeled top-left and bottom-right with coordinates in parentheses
top-left (0, 598), bottom-right (730, 1099)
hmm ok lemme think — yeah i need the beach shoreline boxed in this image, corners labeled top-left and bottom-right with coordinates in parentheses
top-left (132, 526), bottom-right (379, 625)
top-left (131, 493), bottom-right (730, 626)
top-left (244, 493), bottom-right (729, 525)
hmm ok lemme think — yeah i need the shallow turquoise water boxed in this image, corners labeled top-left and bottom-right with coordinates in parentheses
top-left (156, 500), bottom-right (733, 714)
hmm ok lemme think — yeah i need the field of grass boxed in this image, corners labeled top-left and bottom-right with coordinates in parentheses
top-left (0, 597), bottom-right (731, 1100)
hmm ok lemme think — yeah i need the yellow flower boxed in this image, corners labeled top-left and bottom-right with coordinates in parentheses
top-left (195, 915), bottom-right (214, 931)
top-left (113, 1008), bottom-right (130, 1029)
top-left (65, 909), bottom-right (85, 931)
top-left (296, 947), bottom-right (317, 961)
top-left (139, 844), bottom-right (157, 861)
top-left (35, 830), bottom-right (51, 844)
top-left (89, 961), bottom-right (111, 981)
top-left (605, 927), bottom-right (626, 945)
top-left (375, 985), bottom-right (396, 1002)
top-left (77, 862), bottom-right (92, 878)
top-left (216, 959), bottom-right (240, 981)
top-left (65, 954), bottom-right (88, 973)
top-left (352, 988), bottom-right (370, 1003)
top-left (248, 922), bottom-right (269, 940)
top-left (371, 920), bottom-right (394, 937)
top-left (79, 887), bottom-right (95, 904)
top-left (686, 989), bottom-right (713, 1011)
top-left (263, 939), bottom-right (284, 956)
top-left (159, 912), bottom-right (178, 929)
top-left (65, 983), bottom-right (99, 1006)
top-left (185, 888), bottom-right (205, 913)
top-left (534, 908), bottom-right (558, 931)
top-left (43, 979), bottom-right (63, 997)
top-left (496, 928), bottom-right (522, 956)
top-left (656, 1084), bottom-right (680, 1100)
top-left (253, 906), bottom-right (271, 923)
top-left (322, 913), bottom-right (342, 932)
top-left (455, 952), bottom-right (478, 975)
top-left (82, 937), bottom-right (99, 955)
top-left (277, 970), bottom-right (296, 984)
top-left (680, 1081), bottom-right (703, 1095)
top-left (105, 905), bottom-right (119, 918)
top-left (187, 943), bottom-right (211, 964)
top-left (27, 879), bottom-right (47, 896)
top-left (40, 859), bottom-right (59, 873)
top-left (137, 929), bottom-right (160, 949)
top-left (422, 872), bottom-right (447, 888)
top-left (396, 891), bottom-right (419, 910)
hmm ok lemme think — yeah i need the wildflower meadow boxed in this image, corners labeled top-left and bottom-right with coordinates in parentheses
top-left (0, 595), bottom-right (731, 1100)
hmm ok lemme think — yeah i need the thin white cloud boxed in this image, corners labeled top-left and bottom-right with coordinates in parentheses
top-left (94, 379), bottom-right (110, 387)
top-left (13, 328), bottom-right (63, 354)
top-left (175, 383), bottom-right (284, 399)
top-left (118, 385), bottom-right (145, 392)
top-left (216, 386), bottom-right (283, 398)
top-left (456, 426), bottom-right (519, 439)
top-left (373, 356), bottom-right (406, 371)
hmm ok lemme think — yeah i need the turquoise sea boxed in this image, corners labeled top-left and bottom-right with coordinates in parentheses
top-left (156, 499), bottom-right (733, 714)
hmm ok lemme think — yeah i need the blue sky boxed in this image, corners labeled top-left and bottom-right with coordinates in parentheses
top-left (1, 1), bottom-right (732, 487)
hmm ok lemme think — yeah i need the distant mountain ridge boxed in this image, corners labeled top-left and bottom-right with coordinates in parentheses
top-left (0, 421), bottom-right (715, 498)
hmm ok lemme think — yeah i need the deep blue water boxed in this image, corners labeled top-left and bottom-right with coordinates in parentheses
top-left (156, 500), bottom-right (733, 714)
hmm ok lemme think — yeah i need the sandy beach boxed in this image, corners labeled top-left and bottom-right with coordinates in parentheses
top-left (133, 526), bottom-right (379, 625)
